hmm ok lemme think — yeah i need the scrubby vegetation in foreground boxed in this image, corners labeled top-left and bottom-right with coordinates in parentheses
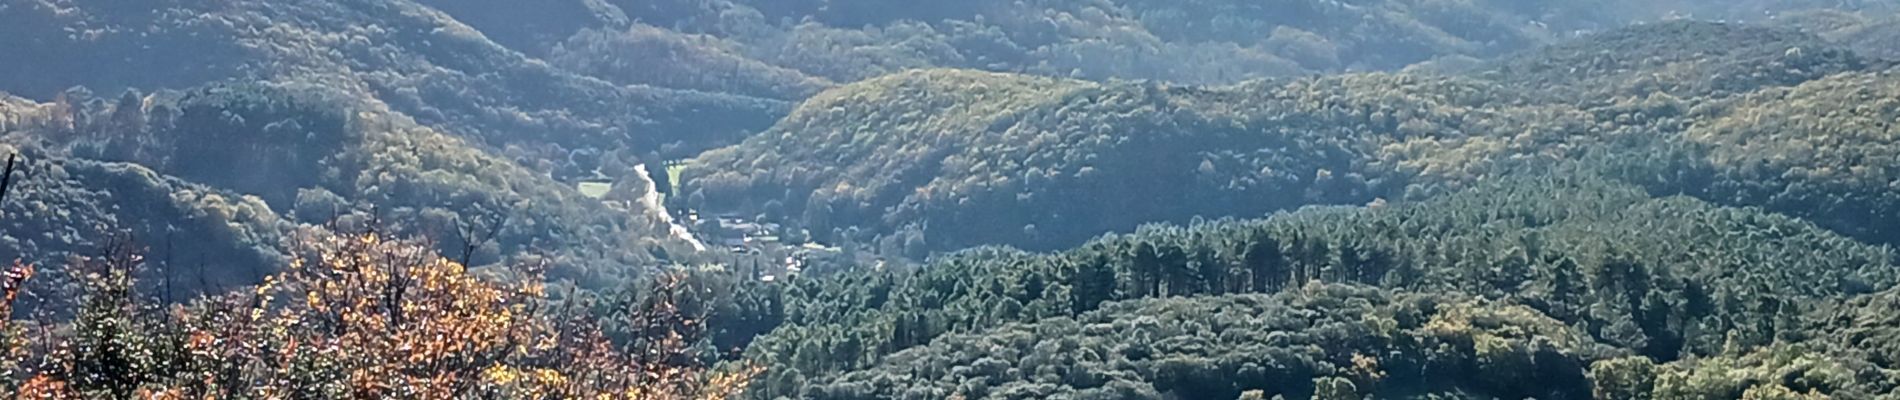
top-left (0, 227), bottom-right (756, 398)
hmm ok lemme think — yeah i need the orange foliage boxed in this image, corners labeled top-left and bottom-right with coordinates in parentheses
top-left (2, 230), bottom-right (756, 399)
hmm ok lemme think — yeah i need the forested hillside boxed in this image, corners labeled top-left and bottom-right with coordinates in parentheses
top-left (1684, 69), bottom-right (1900, 244)
top-left (1483, 20), bottom-right (1875, 100)
top-left (737, 176), bottom-right (1900, 397)
top-left (0, 82), bottom-right (709, 294)
top-left (809, 287), bottom-right (1608, 399)
top-left (684, 69), bottom-right (1556, 252)
top-left (428, 0), bottom-right (1897, 85)
top-left (0, 0), bottom-right (787, 156)
top-left (682, 20), bottom-right (1900, 255)
top-left (1, 0), bottom-right (1900, 398)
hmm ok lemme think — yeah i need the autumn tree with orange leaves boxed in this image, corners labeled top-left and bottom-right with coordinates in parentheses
top-left (0, 225), bottom-right (756, 399)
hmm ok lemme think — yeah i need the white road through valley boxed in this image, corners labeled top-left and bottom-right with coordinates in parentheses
top-left (634, 163), bottom-right (707, 252)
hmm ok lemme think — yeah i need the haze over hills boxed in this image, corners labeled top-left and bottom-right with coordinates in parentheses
top-left (1482, 20), bottom-right (1877, 100)
top-left (0, 0), bottom-right (1899, 398)
top-left (0, 0), bottom-right (788, 156)
top-left (424, 0), bottom-right (1900, 85)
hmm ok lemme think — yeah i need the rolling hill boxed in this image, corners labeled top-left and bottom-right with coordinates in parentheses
top-left (0, 0), bottom-right (788, 157)
top-left (739, 175), bottom-right (1900, 396)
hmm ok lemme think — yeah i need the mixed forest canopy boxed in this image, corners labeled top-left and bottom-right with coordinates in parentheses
top-left (1, 0), bottom-right (1900, 398)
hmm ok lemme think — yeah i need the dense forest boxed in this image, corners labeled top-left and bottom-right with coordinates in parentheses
top-left (2, 0), bottom-right (1900, 398)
